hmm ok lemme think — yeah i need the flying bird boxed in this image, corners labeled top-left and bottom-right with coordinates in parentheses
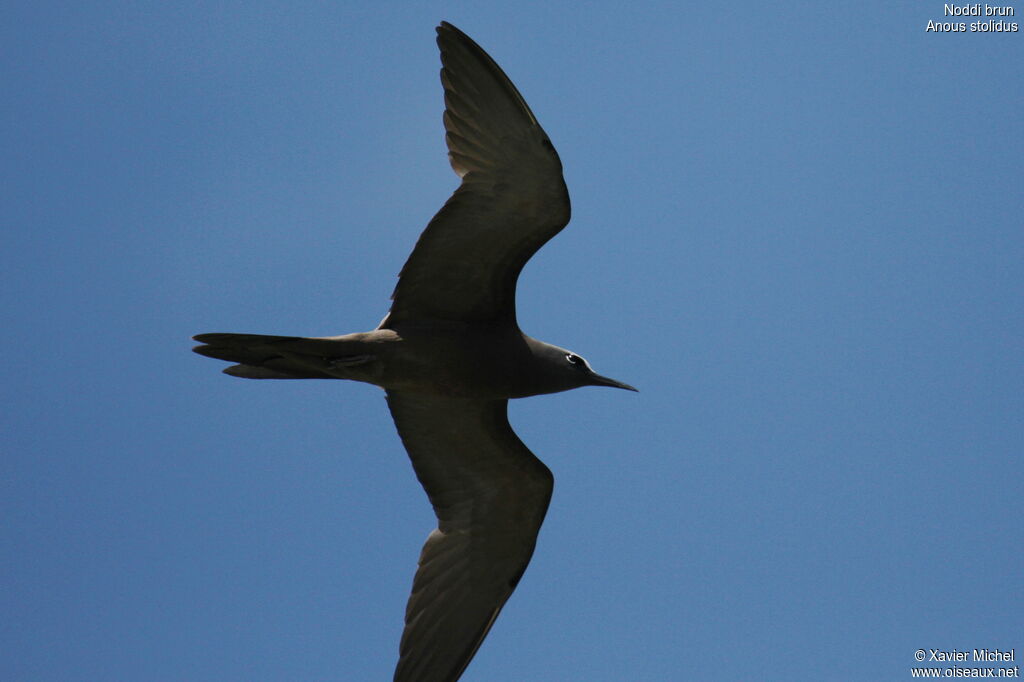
top-left (193, 21), bottom-right (635, 682)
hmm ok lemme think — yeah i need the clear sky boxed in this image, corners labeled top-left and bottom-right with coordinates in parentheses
top-left (3, 3), bottom-right (1022, 681)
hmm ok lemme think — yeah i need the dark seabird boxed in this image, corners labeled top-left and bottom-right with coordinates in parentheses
top-left (193, 21), bottom-right (636, 682)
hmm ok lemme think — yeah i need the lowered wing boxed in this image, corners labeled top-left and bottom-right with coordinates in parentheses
top-left (386, 391), bottom-right (553, 681)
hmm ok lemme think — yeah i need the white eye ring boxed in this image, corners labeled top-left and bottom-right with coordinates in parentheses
top-left (566, 354), bottom-right (582, 366)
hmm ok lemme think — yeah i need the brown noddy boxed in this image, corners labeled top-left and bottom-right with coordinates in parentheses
top-left (193, 21), bottom-right (636, 682)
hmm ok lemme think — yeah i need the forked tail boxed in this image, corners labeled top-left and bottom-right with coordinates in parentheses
top-left (192, 333), bottom-right (374, 380)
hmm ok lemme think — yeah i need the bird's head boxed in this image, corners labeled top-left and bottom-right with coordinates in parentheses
top-left (530, 341), bottom-right (637, 394)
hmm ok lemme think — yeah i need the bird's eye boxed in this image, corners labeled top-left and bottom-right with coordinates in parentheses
top-left (566, 354), bottom-right (582, 366)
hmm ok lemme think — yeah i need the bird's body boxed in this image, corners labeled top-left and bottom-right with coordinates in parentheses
top-left (196, 324), bottom-right (619, 398)
top-left (194, 21), bottom-right (633, 682)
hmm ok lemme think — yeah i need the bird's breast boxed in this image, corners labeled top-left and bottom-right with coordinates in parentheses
top-left (378, 322), bottom-right (536, 399)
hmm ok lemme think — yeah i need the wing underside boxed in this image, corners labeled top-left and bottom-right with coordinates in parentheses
top-left (386, 391), bottom-right (553, 682)
top-left (383, 22), bottom-right (571, 327)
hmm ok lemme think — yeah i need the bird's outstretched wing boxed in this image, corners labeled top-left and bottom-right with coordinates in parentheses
top-left (383, 21), bottom-right (571, 328)
top-left (385, 391), bottom-right (553, 682)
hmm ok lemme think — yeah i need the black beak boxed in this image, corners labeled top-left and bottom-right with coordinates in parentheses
top-left (589, 372), bottom-right (638, 392)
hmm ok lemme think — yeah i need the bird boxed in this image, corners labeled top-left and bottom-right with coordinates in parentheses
top-left (193, 21), bottom-right (636, 682)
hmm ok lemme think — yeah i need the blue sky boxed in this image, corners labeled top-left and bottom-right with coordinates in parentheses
top-left (3, 3), bottom-right (1022, 681)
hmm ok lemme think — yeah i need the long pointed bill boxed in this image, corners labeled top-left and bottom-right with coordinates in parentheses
top-left (589, 373), bottom-right (639, 392)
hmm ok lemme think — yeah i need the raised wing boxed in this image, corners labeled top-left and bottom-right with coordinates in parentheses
top-left (382, 21), bottom-right (571, 328)
top-left (385, 391), bottom-right (553, 682)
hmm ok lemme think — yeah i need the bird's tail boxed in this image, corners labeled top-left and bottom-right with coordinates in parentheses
top-left (192, 333), bottom-right (375, 380)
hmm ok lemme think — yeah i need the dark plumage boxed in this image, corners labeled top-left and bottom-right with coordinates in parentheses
top-left (194, 22), bottom-right (634, 681)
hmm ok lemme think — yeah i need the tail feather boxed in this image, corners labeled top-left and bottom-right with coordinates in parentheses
top-left (223, 364), bottom-right (320, 379)
top-left (191, 332), bottom-right (374, 380)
